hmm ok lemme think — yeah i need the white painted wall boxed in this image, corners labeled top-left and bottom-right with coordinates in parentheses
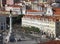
top-left (5, 6), bottom-right (13, 11)
top-left (46, 7), bottom-right (53, 16)
top-left (22, 17), bottom-right (56, 37)
top-left (22, 6), bottom-right (26, 14)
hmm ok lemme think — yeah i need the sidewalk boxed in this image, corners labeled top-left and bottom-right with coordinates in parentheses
top-left (30, 34), bottom-right (41, 37)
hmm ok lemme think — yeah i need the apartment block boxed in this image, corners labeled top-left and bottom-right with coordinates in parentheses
top-left (22, 1), bottom-right (60, 38)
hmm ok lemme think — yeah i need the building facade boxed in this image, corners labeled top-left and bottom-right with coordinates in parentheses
top-left (0, 0), bottom-right (60, 38)
top-left (0, 16), bottom-right (6, 30)
top-left (22, 0), bottom-right (60, 38)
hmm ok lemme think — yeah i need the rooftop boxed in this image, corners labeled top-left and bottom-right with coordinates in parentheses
top-left (53, 7), bottom-right (60, 15)
top-left (26, 9), bottom-right (43, 12)
top-left (6, 5), bottom-right (22, 8)
top-left (40, 40), bottom-right (60, 44)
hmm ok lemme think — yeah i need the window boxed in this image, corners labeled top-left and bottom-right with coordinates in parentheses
top-left (1, 23), bottom-right (3, 25)
top-left (48, 11), bottom-right (50, 13)
top-left (2, 0), bottom-right (6, 6)
top-left (43, 0), bottom-right (47, 2)
top-left (4, 23), bottom-right (5, 25)
top-left (14, 0), bottom-right (20, 3)
top-left (1, 26), bottom-right (3, 30)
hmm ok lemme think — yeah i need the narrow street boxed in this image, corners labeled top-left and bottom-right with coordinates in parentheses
top-left (8, 30), bottom-right (38, 44)
top-left (8, 40), bottom-right (37, 44)
top-left (3, 28), bottom-right (51, 44)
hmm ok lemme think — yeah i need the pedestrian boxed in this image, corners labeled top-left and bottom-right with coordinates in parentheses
top-left (15, 38), bottom-right (17, 42)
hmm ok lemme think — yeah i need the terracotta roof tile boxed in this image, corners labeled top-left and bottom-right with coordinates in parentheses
top-left (37, 3), bottom-right (44, 7)
top-left (23, 15), bottom-right (60, 22)
top-left (26, 10), bottom-right (43, 12)
top-left (40, 40), bottom-right (60, 44)
top-left (53, 8), bottom-right (60, 15)
top-left (7, 5), bottom-right (22, 8)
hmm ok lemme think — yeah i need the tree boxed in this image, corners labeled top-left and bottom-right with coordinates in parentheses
top-left (16, 14), bottom-right (24, 25)
top-left (22, 26), bottom-right (40, 33)
top-left (12, 14), bottom-right (24, 26)
top-left (31, 26), bottom-right (40, 32)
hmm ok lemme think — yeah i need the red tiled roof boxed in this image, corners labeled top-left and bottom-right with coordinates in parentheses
top-left (53, 8), bottom-right (60, 15)
top-left (23, 15), bottom-right (60, 22)
top-left (7, 5), bottom-right (22, 8)
top-left (40, 40), bottom-right (60, 44)
top-left (37, 3), bottom-right (44, 7)
top-left (23, 15), bottom-right (40, 18)
top-left (26, 9), bottom-right (43, 12)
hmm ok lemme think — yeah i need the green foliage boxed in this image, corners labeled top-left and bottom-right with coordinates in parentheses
top-left (22, 26), bottom-right (40, 33)
top-left (16, 14), bottom-right (24, 20)
top-left (12, 17), bottom-right (16, 25)
top-left (31, 26), bottom-right (40, 32)
top-left (12, 14), bottom-right (24, 25)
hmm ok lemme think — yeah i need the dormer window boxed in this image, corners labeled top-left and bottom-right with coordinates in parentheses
top-left (26, 5), bottom-right (31, 10)
top-left (48, 11), bottom-right (50, 13)
top-left (46, 7), bottom-right (53, 16)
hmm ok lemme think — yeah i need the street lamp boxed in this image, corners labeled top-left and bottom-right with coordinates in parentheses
top-left (4, 10), bottom-right (13, 43)
top-left (9, 10), bottom-right (12, 33)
